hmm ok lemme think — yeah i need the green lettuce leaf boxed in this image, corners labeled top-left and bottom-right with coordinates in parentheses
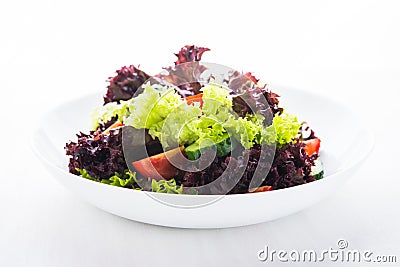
top-left (91, 82), bottom-right (178, 130)
top-left (75, 168), bottom-right (97, 181)
top-left (269, 112), bottom-right (301, 145)
top-left (125, 83), bottom-right (184, 129)
top-left (76, 168), bottom-right (139, 189)
top-left (151, 179), bottom-right (183, 194)
top-left (147, 98), bottom-right (202, 147)
top-left (91, 99), bottom-right (133, 130)
top-left (201, 83), bottom-right (233, 116)
top-left (222, 114), bottom-right (262, 149)
top-left (101, 171), bottom-right (136, 188)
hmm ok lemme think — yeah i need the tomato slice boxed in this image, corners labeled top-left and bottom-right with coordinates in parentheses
top-left (185, 93), bottom-right (203, 108)
top-left (303, 138), bottom-right (321, 156)
top-left (132, 146), bottom-right (183, 181)
top-left (248, 185), bottom-right (272, 193)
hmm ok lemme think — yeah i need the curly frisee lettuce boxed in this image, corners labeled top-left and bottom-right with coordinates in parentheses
top-left (91, 82), bottom-right (300, 150)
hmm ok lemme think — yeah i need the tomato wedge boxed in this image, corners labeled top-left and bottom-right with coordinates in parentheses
top-left (132, 146), bottom-right (183, 181)
top-left (94, 121), bottom-right (123, 140)
top-left (185, 93), bottom-right (203, 108)
top-left (303, 138), bottom-right (321, 156)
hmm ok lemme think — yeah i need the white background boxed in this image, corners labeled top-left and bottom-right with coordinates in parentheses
top-left (1, 0), bottom-right (399, 266)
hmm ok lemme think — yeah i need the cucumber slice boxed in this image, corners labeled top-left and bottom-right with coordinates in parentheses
top-left (184, 137), bottom-right (233, 160)
top-left (311, 159), bottom-right (324, 180)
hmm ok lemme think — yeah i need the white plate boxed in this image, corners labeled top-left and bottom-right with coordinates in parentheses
top-left (31, 86), bottom-right (373, 228)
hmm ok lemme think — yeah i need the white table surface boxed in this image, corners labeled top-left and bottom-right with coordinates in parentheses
top-left (1, 0), bottom-right (399, 266)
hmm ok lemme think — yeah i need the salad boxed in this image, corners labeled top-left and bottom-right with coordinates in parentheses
top-left (65, 45), bottom-right (323, 195)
